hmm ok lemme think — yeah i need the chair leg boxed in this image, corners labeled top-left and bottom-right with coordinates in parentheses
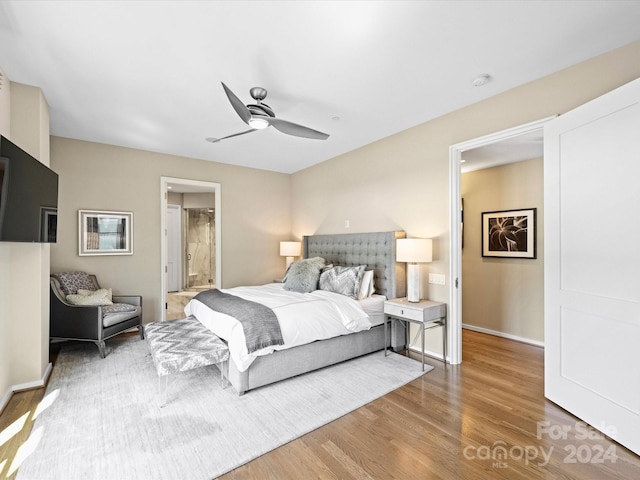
top-left (97, 341), bottom-right (106, 358)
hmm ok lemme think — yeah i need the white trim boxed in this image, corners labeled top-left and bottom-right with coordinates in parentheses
top-left (462, 323), bottom-right (544, 348)
top-left (448, 145), bottom-right (463, 365)
top-left (452, 116), bottom-right (556, 152)
top-left (0, 388), bottom-right (11, 414)
top-left (0, 362), bottom-right (53, 414)
top-left (448, 116), bottom-right (556, 365)
top-left (160, 177), bottom-right (222, 321)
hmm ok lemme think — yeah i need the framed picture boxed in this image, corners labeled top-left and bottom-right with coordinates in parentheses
top-left (78, 210), bottom-right (133, 256)
top-left (482, 208), bottom-right (536, 259)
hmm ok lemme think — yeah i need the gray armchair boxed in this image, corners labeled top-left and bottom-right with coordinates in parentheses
top-left (50, 272), bottom-right (143, 358)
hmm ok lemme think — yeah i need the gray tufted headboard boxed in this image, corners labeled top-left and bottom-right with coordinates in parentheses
top-left (303, 231), bottom-right (406, 299)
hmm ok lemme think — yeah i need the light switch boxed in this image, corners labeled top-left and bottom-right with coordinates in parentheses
top-left (428, 273), bottom-right (446, 285)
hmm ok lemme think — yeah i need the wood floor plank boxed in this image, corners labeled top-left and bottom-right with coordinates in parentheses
top-left (3, 330), bottom-right (640, 479)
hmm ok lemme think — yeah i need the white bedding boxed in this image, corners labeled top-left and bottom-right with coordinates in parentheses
top-left (184, 283), bottom-right (378, 372)
top-left (359, 294), bottom-right (386, 327)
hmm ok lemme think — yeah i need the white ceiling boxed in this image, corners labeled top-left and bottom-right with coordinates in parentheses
top-left (1, 1), bottom-right (639, 174)
top-left (460, 130), bottom-right (544, 173)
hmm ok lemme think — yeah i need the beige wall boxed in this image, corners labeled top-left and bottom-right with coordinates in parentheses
top-left (167, 191), bottom-right (183, 206)
top-left (0, 80), bottom-right (51, 407)
top-left (461, 158), bottom-right (544, 342)
top-left (50, 137), bottom-right (291, 324)
top-left (291, 39), bottom-right (640, 354)
top-left (183, 192), bottom-right (214, 209)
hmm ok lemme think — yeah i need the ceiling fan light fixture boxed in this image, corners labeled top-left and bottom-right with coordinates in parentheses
top-left (218, 82), bottom-right (329, 141)
top-left (248, 117), bottom-right (269, 129)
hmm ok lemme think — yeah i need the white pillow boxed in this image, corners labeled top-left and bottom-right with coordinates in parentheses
top-left (357, 270), bottom-right (375, 300)
top-left (66, 288), bottom-right (113, 306)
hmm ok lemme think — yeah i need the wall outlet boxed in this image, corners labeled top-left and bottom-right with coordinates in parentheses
top-left (428, 273), bottom-right (446, 285)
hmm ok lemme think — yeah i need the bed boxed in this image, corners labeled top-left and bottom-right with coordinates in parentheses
top-left (185, 231), bottom-right (407, 395)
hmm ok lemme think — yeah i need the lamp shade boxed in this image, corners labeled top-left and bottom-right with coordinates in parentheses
top-left (280, 241), bottom-right (301, 257)
top-left (396, 238), bottom-right (432, 263)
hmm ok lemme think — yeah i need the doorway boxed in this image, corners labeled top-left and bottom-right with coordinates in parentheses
top-left (448, 116), bottom-right (554, 364)
top-left (160, 177), bottom-right (221, 321)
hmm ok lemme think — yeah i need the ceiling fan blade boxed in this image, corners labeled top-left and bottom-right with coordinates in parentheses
top-left (205, 129), bottom-right (257, 143)
top-left (266, 117), bottom-right (329, 140)
top-left (221, 82), bottom-right (251, 125)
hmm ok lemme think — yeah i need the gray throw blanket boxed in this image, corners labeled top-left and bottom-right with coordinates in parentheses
top-left (194, 289), bottom-right (284, 354)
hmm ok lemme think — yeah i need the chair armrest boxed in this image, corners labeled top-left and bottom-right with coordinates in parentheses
top-left (50, 301), bottom-right (102, 339)
top-left (112, 295), bottom-right (142, 307)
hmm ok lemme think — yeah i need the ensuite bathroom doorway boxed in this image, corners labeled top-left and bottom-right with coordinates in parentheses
top-left (160, 177), bottom-right (221, 321)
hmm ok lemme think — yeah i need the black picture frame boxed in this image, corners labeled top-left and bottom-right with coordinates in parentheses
top-left (482, 208), bottom-right (536, 259)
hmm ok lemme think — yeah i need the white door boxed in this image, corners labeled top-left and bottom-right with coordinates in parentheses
top-left (167, 204), bottom-right (182, 292)
top-left (544, 77), bottom-right (640, 454)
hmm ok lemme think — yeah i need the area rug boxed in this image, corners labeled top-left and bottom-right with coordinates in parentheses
top-left (17, 335), bottom-right (432, 480)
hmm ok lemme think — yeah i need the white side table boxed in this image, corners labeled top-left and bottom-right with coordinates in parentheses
top-left (384, 298), bottom-right (447, 370)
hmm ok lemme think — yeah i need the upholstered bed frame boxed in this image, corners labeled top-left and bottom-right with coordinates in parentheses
top-left (225, 231), bottom-right (407, 395)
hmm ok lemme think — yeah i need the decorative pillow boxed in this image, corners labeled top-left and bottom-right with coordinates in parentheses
top-left (66, 288), bottom-right (113, 306)
top-left (319, 265), bottom-right (366, 299)
top-left (102, 303), bottom-right (136, 314)
top-left (283, 257), bottom-right (326, 293)
top-left (77, 288), bottom-right (112, 299)
top-left (357, 270), bottom-right (375, 300)
top-left (52, 272), bottom-right (95, 295)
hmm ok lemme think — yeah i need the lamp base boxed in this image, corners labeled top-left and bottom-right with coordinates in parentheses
top-left (285, 256), bottom-right (294, 271)
top-left (407, 263), bottom-right (420, 302)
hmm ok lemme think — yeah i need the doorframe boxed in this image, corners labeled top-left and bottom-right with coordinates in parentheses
top-left (448, 116), bottom-right (555, 365)
top-left (160, 176), bottom-right (222, 321)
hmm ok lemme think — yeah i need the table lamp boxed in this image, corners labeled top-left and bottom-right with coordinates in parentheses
top-left (280, 241), bottom-right (301, 271)
top-left (396, 238), bottom-right (432, 302)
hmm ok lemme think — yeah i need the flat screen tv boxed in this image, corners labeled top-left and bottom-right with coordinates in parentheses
top-left (0, 135), bottom-right (58, 243)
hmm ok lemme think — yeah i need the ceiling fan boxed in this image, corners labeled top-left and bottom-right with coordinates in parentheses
top-left (206, 82), bottom-right (330, 143)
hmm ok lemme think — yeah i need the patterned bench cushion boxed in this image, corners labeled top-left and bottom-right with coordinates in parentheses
top-left (144, 316), bottom-right (229, 377)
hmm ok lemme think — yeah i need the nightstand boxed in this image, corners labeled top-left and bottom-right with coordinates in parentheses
top-left (384, 298), bottom-right (447, 370)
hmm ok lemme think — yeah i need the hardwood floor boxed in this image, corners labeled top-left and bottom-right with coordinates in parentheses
top-left (220, 330), bottom-right (640, 479)
top-left (2, 330), bottom-right (639, 479)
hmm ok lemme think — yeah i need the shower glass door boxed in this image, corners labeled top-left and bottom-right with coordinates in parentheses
top-left (184, 208), bottom-right (215, 290)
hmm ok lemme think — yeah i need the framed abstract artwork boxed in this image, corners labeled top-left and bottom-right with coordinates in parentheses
top-left (481, 208), bottom-right (536, 259)
top-left (78, 210), bottom-right (133, 256)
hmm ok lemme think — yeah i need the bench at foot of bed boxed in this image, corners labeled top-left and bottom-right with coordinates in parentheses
top-left (144, 316), bottom-right (229, 405)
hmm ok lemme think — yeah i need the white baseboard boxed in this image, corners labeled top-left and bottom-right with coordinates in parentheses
top-left (462, 324), bottom-right (544, 347)
top-left (0, 362), bottom-right (53, 415)
top-left (406, 344), bottom-right (448, 363)
top-left (0, 388), bottom-right (12, 415)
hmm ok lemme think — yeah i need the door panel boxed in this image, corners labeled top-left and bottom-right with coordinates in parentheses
top-left (560, 307), bottom-right (640, 414)
top-left (545, 77), bottom-right (640, 454)
top-left (167, 205), bottom-right (181, 293)
top-left (559, 103), bottom-right (640, 302)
